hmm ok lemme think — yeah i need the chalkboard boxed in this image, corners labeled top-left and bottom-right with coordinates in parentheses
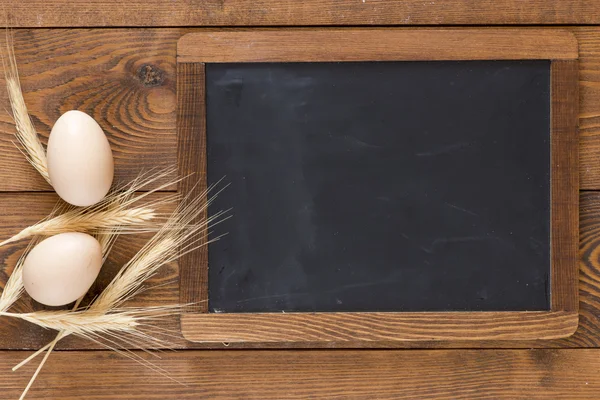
top-left (206, 60), bottom-right (551, 313)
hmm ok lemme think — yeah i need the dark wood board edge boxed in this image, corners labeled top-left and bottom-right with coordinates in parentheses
top-left (177, 62), bottom-right (208, 312)
top-left (181, 312), bottom-right (578, 343)
top-left (177, 29), bottom-right (578, 63)
top-left (4, 1), bottom-right (600, 26)
top-left (551, 60), bottom-right (580, 313)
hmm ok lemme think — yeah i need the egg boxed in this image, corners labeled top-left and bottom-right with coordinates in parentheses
top-left (47, 110), bottom-right (114, 207)
top-left (22, 232), bottom-right (102, 306)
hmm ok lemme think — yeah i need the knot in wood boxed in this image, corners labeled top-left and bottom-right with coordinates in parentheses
top-left (138, 64), bottom-right (164, 87)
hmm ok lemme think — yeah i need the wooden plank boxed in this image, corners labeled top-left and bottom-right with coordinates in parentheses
top-left (2, 349), bottom-right (600, 398)
top-left (182, 312), bottom-right (578, 342)
top-left (551, 61), bottom-right (580, 311)
top-left (0, 192), bottom-right (186, 350)
top-left (0, 28), bottom-right (185, 191)
top-left (3, 1), bottom-right (600, 26)
top-left (177, 63), bottom-right (208, 312)
top-left (178, 29), bottom-right (579, 63)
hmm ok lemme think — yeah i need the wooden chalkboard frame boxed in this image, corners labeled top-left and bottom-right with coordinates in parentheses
top-left (177, 29), bottom-right (579, 344)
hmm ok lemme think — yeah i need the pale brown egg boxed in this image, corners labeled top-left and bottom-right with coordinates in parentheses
top-left (22, 232), bottom-right (103, 306)
top-left (47, 110), bottom-right (114, 207)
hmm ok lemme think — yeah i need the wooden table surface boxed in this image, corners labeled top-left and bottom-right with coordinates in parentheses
top-left (2, 1), bottom-right (600, 398)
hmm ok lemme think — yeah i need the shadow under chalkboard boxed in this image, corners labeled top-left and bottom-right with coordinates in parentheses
top-left (206, 60), bottom-right (551, 313)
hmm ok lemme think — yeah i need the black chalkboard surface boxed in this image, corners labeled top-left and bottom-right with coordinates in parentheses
top-left (206, 61), bottom-right (551, 313)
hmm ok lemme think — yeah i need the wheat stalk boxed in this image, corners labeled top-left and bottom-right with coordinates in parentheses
top-left (0, 309), bottom-right (140, 335)
top-left (2, 30), bottom-right (50, 183)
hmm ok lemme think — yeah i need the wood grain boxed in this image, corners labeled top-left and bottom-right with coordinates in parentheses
top-left (2, 349), bottom-right (600, 399)
top-left (182, 312), bottom-right (578, 343)
top-left (178, 29), bottom-right (579, 63)
top-left (0, 192), bottom-right (186, 350)
top-left (177, 63), bottom-right (208, 313)
top-left (2, 1), bottom-right (600, 26)
top-left (0, 28), bottom-right (184, 191)
top-left (551, 61), bottom-right (580, 311)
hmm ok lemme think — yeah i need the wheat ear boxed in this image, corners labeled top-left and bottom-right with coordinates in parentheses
top-left (3, 29), bottom-right (50, 183)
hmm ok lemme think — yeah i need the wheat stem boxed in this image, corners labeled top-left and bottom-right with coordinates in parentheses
top-left (19, 340), bottom-right (55, 400)
top-left (12, 343), bottom-right (52, 372)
